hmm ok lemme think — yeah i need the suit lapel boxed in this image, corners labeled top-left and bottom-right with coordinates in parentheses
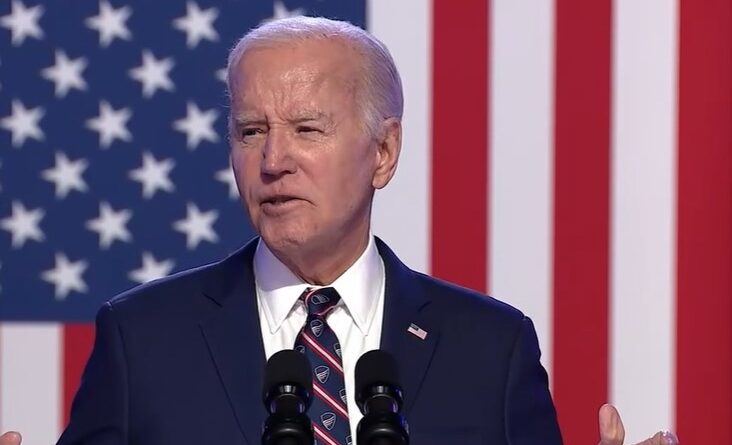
top-left (197, 237), bottom-right (440, 440)
top-left (200, 240), bottom-right (265, 445)
top-left (376, 238), bottom-right (440, 417)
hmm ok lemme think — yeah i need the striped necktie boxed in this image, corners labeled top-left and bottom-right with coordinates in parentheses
top-left (294, 287), bottom-right (352, 445)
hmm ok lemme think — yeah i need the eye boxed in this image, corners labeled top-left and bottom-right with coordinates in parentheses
top-left (240, 127), bottom-right (263, 141)
top-left (297, 125), bottom-right (321, 134)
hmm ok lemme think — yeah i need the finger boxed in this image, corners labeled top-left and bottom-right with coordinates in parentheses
top-left (633, 430), bottom-right (680, 445)
top-left (598, 403), bottom-right (626, 445)
top-left (0, 431), bottom-right (22, 445)
top-left (638, 432), bottom-right (664, 445)
top-left (660, 431), bottom-right (679, 445)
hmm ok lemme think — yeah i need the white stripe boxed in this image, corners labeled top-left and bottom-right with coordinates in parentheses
top-left (610, 0), bottom-right (678, 441)
top-left (488, 0), bottom-right (555, 373)
top-left (368, 0), bottom-right (431, 273)
top-left (313, 384), bottom-right (349, 418)
top-left (313, 424), bottom-right (340, 445)
top-left (0, 323), bottom-right (62, 444)
top-left (302, 333), bottom-right (344, 373)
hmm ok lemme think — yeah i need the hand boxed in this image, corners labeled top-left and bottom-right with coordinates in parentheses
top-left (598, 404), bottom-right (679, 445)
top-left (0, 432), bottom-right (21, 445)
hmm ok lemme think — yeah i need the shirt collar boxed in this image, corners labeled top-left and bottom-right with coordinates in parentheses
top-left (254, 235), bottom-right (383, 336)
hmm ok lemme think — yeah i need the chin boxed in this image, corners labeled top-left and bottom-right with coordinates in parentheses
top-left (259, 225), bottom-right (311, 254)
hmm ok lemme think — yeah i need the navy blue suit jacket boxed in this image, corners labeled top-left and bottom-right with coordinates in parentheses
top-left (58, 238), bottom-right (562, 445)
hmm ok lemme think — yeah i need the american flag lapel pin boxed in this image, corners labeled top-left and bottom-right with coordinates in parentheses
top-left (407, 323), bottom-right (428, 340)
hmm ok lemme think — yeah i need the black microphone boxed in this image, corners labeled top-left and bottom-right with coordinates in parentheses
top-left (261, 350), bottom-right (314, 445)
top-left (355, 350), bottom-right (409, 445)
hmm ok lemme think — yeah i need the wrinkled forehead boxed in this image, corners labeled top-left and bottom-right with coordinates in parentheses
top-left (228, 40), bottom-right (361, 110)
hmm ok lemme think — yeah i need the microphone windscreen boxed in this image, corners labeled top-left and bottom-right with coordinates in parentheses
top-left (263, 349), bottom-right (312, 400)
top-left (355, 349), bottom-right (399, 394)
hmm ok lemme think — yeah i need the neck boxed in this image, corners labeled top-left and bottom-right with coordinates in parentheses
top-left (270, 226), bottom-right (371, 286)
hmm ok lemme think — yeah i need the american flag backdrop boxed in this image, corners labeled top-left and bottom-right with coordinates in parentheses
top-left (0, 0), bottom-right (730, 444)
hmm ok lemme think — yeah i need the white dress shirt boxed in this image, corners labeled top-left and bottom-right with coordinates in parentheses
top-left (254, 235), bottom-right (385, 442)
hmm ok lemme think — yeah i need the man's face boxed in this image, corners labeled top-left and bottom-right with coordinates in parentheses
top-left (229, 39), bottom-right (380, 257)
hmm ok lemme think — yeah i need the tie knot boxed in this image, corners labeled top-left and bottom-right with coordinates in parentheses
top-left (300, 287), bottom-right (341, 318)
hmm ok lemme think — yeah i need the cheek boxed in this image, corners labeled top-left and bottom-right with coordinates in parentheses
top-left (231, 150), bottom-right (260, 209)
top-left (322, 156), bottom-right (373, 212)
top-left (231, 148), bottom-right (259, 182)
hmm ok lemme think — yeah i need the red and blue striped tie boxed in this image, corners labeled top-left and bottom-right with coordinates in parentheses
top-left (294, 287), bottom-right (352, 445)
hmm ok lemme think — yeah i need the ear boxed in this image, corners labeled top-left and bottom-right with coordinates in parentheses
top-left (372, 117), bottom-right (402, 189)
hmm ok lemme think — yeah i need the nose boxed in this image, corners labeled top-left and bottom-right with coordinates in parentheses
top-left (261, 128), bottom-right (297, 177)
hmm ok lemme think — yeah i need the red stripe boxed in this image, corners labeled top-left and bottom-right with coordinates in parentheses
top-left (0, 327), bottom-right (2, 427)
top-left (302, 288), bottom-right (318, 306)
top-left (431, 0), bottom-right (489, 292)
top-left (676, 0), bottom-right (732, 441)
top-left (552, 0), bottom-right (612, 443)
top-left (313, 424), bottom-right (340, 445)
top-left (62, 323), bottom-right (95, 427)
top-left (313, 383), bottom-right (349, 418)
top-left (303, 288), bottom-right (335, 317)
top-left (302, 332), bottom-right (343, 373)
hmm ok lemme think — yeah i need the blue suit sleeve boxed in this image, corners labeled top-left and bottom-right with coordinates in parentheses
top-left (57, 302), bottom-right (129, 445)
top-left (504, 317), bottom-right (563, 444)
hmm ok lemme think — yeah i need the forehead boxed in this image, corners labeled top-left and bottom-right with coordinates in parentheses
top-left (230, 39), bottom-right (361, 109)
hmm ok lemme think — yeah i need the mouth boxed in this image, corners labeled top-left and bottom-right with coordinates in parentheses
top-left (259, 195), bottom-right (304, 214)
top-left (261, 195), bottom-right (300, 205)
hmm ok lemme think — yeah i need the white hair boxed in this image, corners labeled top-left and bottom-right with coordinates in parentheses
top-left (226, 16), bottom-right (403, 138)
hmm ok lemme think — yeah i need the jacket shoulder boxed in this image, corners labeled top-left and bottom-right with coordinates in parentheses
top-left (106, 242), bottom-right (254, 322)
top-left (413, 271), bottom-right (527, 333)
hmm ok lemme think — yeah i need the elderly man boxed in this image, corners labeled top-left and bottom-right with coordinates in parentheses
top-left (1, 17), bottom-right (676, 445)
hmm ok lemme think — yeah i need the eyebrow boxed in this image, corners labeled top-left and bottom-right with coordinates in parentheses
top-left (288, 111), bottom-right (331, 122)
top-left (231, 114), bottom-right (266, 126)
top-left (231, 111), bottom-right (333, 126)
